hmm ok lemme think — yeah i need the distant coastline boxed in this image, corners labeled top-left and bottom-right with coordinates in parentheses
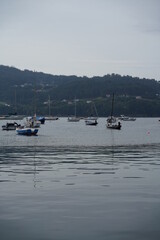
top-left (0, 65), bottom-right (160, 117)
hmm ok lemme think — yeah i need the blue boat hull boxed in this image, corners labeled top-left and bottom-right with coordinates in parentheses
top-left (16, 128), bottom-right (38, 136)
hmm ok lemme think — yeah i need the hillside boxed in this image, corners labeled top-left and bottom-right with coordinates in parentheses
top-left (0, 65), bottom-right (160, 117)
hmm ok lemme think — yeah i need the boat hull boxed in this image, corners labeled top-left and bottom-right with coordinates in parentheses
top-left (16, 128), bottom-right (38, 136)
top-left (119, 115), bottom-right (136, 121)
top-left (68, 117), bottom-right (80, 122)
top-left (85, 120), bottom-right (98, 126)
top-left (107, 123), bottom-right (121, 130)
top-left (2, 122), bottom-right (20, 131)
top-left (2, 125), bottom-right (16, 130)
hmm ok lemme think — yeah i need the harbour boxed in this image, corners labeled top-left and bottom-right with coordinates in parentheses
top-left (0, 118), bottom-right (160, 239)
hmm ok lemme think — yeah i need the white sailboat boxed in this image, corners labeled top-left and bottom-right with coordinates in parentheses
top-left (85, 101), bottom-right (98, 126)
top-left (45, 96), bottom-right (59, 120)
top-left (68, 98), bottom-right (80, 122)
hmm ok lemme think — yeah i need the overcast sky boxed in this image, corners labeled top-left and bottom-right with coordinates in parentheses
top-left (1, 0), bottom-right (160, 79)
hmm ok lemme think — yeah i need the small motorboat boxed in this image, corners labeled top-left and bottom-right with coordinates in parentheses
top-left (107, 121), bottom-right (121, 130)
top-left (2, 122), bottom-right (21, 131)
top-left (68, 116), bottom-right (80, 122)
top-left (118, 115), bottom-right (136, 121)
top-left (45, 116), bottom-right (59, 120)
top-left (85, 119), bottom-right (98, 126)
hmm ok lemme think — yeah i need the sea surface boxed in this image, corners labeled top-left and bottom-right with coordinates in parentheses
top-left (0, 118), bottom-right (160, 240)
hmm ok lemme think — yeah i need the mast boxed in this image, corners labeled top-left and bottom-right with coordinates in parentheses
top-left (34, 71), bottom-right (37, 116)
top-left (74, 97), bottom-right (77, 117)
top-left (93, 102), bottom-right (98, 118)
top-left (48, 95), bottom-right (51, 116)
top-left (14, 87), bottom-right (17, 114)
top-left (111, 93), bottom-right (114, 119)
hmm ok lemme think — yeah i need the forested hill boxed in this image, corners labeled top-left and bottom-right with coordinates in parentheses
top-left (0, 65), bottom-right (160, 117)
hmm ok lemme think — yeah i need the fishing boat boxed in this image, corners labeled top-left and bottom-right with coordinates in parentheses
top-left (106, 94), bottom-right (122, 130)
top-left (25, 115), bottom-right (41, 128)
top-left (16, 114), bottom-right (39, 136)
top-left (17, 77), bottom-right (40, 136)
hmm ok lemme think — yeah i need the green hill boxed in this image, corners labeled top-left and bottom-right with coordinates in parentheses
top-left (0, 65), bottom-right (160, 117)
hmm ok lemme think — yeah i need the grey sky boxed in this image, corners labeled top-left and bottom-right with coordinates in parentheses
top-left (1, 0), bottom-right (160, 79)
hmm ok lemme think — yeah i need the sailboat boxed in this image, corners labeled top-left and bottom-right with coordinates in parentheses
top-left (106, 93), bottom-right (121, 130)
top-left (6, 87), bottom-right (24, 120)
top-left (68, 98), bottom-right (80, 122)
top-left (85, 101), bottom-right (98, 126)
top-left (45, 96), bottom-right (59, 120)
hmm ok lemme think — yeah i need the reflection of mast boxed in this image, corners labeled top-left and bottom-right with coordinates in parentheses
top-left (33, 71), bottom-right (37, 115)
top-left (110, 93), bottom-right (114, 120)
top-left (109, 129), bottom-right (115, 160)
top-left (33, 145), bottom-right (37, 189)
top-left (34, 88), bottom-right (37, 115)
top-left (33, 156), bottom-right (37, 188)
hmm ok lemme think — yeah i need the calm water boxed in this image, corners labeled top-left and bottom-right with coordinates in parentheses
top-left (0, 118), bottom-right (160, 240)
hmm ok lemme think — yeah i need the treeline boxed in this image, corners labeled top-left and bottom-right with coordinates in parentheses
top-left (0, 65), bottom-right (160, 117)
